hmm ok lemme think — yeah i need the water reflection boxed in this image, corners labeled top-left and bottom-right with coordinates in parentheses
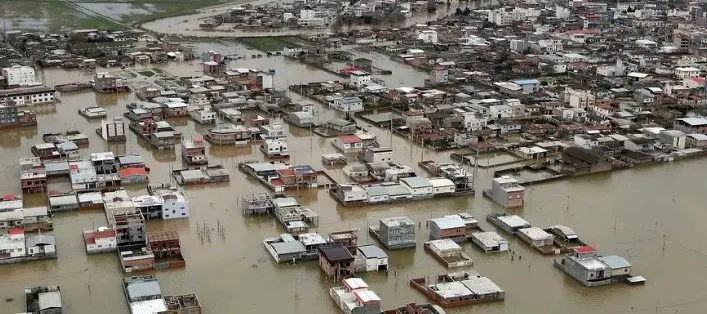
top-left (0, 127), bottom-right (37, 148)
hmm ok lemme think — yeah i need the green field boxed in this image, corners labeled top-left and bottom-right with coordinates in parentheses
top-left (0, 0), bottom-right (227, 31)
top-left (237, 37), bottom-right (302, 53)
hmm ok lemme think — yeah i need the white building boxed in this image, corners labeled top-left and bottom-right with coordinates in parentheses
top-left (0, 229), bottom-right (25, 259)
top-left (400, 177), bottom-right (433, 198)
top-left (151, 187), bottom-right (190, 219)
top-left (362, 147), bottom-right (392, 163)
top-left (262, 138), bottom-right (289, 157)
top-left (83, 227), bottom-right (117, 254)
top-left (0, 86), bottom-right (57, 106)
top-left (417, 29), bottom-right (439, 44)
top-left (538, 39), bottom-right (563, 52)
top-left (331, 96), bottom-right (364, 112)
top-left (357, 244), bottom-right (388, 272)
top-left (349, 71), bottom-right (372, 88)
top-left (333, 134), bottom-right (363, 152)
top-left (658, 130), bottom-right (687, 150)
top-left (674, 67), bottom-right (700, 79)
top-left (428, 178), bottom-right (456, 195)
top-left (517, 227), bottom-right (554, 247)
top-left (488, 7), bottom-right (541, 26)
top-left (488, 104), bottom-right (513, 120)
top-left (2, 65), bottom-right (37, 86)
top-left (471, 231), bottom-right (509, 253)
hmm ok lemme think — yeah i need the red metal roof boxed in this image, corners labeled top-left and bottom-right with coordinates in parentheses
top-left (339, 134), bottom-right (361, 144)
top-left (8, 227), bottom-right (24, 235)
top-left (84, 229), bottom-right (116, 244)
top-left (575, 246), bottom-right (595, 254)
top-left (120, 167), bottom-right (147, 177)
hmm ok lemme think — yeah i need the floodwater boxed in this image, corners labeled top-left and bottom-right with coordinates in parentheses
top-left (2, 50), bottom-right (707, 314)
top-left (141, 0), bottom-right (499, 38)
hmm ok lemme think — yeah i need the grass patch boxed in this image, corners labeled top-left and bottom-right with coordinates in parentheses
top-left (0, 1), bottom-right (124, 31)
top-left (138, 70), bottom-right (155, 77)
top-left (237, 37), bottom-right (301, 53)
top-left (0, 0), bottom-right (227, 32)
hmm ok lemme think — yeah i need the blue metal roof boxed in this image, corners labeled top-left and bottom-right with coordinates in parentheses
top-left (512, 79), bottom-right (540, 85)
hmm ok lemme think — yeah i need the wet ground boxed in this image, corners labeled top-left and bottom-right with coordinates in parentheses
top-left (140, 0), bottom-right (499, 38)
top-left (1, 42), bottom-right (707, 314)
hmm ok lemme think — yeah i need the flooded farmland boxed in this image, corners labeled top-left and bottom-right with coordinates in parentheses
top-left (1, 43), bottom-right (707, 314)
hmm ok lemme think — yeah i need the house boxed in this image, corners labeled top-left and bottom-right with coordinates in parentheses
top-left (20, 157), bottom-right (47, 194)
top-left (132, 195), bottom-right (164, 220)
top-left (484, 176), bottom-right (524, 208)
top-left (329, 278), bottom-right (382, 314)
top-left (0, 228), bottom-right (25, 260)
top-left (326, 119), bottom-right (357, 134)
top-left (83, 227), bottom-right (117, 254)
top-left (332, 96), bottom-right (364, 113)
top-left (0, 86), bottom-right (57, 106)
top-left (356, 244), bottom-right (388, 272)
top-left (518, 146), bottom-right (548, 160)
top-left (471, 231), bottom-right (509, 253)
top-left (658, 130), bottom-right (686, 150)
top-left (350, 71), bottom-right (371, 88)
top-left (286, 111), bottom-right (315, 128)
top-left (259, 123), bottom-right (287, 139)
top-left (425, 238), bottom-right (473, 268)
top-left (261, 138), bottom-right (289, 158)
top-left (486, 213), bottom-right (531, 235)
top-left (428, 178), bottom-right (456, 196)
top-left (120, 167), bottom-right (148, 185)
top-left (687, 133), bottom-right (707, 148)
top-left (409, 271), bottom-right (505, 307)
top-left (25, 234), bottom-right (57, 258)
top-left (25, 286), bottom-right (63, 314)
top-left (517, 227), bottom-right (557, 254)
top-left (332, 184), bottom-right (369, 205)
top-left (512, 79), bottom-right (541, 94)
top-left (362, 147), bottom-right (392, 163)
top-left (400, 177), bottom-right (433, 199)
top-left (624, 137), bottom-right (655, 152)
top-left (149, 184), bottom-right (190, 219)
top-left (97, 117), bottom-right (126, 142)
top-left (418, 29), bottom-right (438, 43)
top-left (554, 246), bottom-right (633, 287)
top-left (318, 244), bottom-right (355, 279)
top-left (263, 234), bottom-right (308, 263)
top-left (429, 215), bottom-right (467, 241)
top-left (205, 124), bottom-right (251, 145)
top-left (675, 66), bottom-right (700, 79)
top-left (674, 117), bottom-right (707, 134)
top-left (0, 209), bottom-right (24, 230)
top-left (562, 146), bottom-right (612, 173)
top-left (333, 134), bottom-right (363, 153)
top-left (181, 138), bottom-right (207, 165)
top-left (370, 216), bottom-right (416, 249)
top-left (22, 206), bottom-right (53, 232)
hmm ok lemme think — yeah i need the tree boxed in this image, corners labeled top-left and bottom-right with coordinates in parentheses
top-left (455, 8), bottom-right (463, 15)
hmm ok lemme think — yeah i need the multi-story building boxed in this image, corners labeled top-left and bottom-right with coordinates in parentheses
top-left (1, 65), bottom-right (37, 87)
top-left (148, 184), bottom-right (190, 219)
top-left (554, 246), bottom-right (632, 287)
top-left (19, 157), bottom-right (47, 194)
top-left (484, 176), bottom-right (524, 208)
top-left (0, 86), bottom-right (57, 106)
top-left (373, 217), bottom-right (416, 249)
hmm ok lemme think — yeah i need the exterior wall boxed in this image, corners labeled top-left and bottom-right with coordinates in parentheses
top-left (162, 198), bottom-right (189, 219)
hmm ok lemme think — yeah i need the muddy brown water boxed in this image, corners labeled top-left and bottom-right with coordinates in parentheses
top-left (1, 50), bottom-right (707, 314)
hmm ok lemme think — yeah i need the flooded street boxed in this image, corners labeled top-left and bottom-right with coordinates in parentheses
top-left (1, 46), bottom-right (707, 314)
